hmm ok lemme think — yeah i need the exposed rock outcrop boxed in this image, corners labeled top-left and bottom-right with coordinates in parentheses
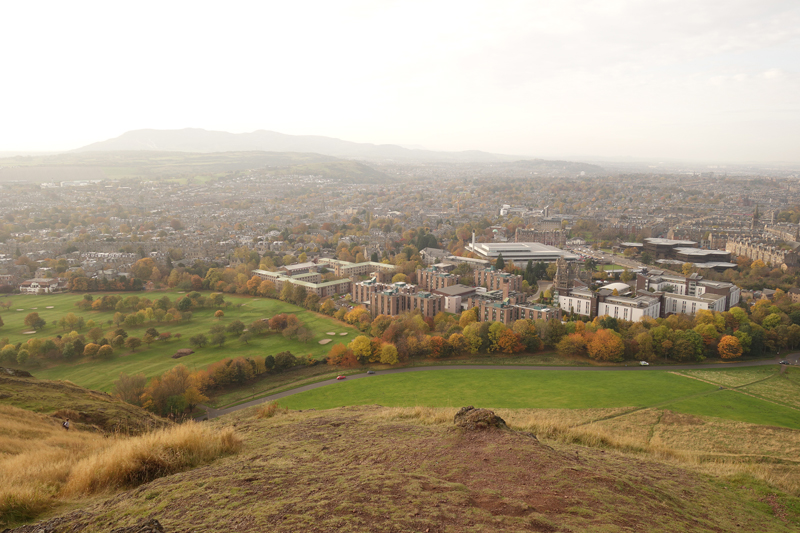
top-left (110, 518), bottom-right (165, 533)
top-left (171, 349), bottom-right (194, 359)
top-left (453, 406), bottom-right (508, 431)
top-left (0, 366), bottom-right (33, 378)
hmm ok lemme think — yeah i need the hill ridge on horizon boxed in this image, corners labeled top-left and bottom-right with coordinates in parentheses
top-left (75, 128), bottom-right (601, 167)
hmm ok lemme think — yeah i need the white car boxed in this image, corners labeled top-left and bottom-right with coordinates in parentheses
top-left (639, 361), bottom-right (649, 366)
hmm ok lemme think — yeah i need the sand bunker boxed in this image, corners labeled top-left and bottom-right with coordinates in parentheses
top-left (16, 309), bottom-right (23, 311)
top-left (339, 332), bottom-right (348, 336)
top-left (327, 332), bottom-right (336, 336)
top-left (22, 331), bottom-right (36, 335)
top-left (318, 339), bottom-right (332, 345)
top-left (46, 306), bottom-right (54, 309)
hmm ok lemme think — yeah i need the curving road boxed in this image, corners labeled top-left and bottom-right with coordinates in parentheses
top-left (199, 355), bottom-right (788, 420)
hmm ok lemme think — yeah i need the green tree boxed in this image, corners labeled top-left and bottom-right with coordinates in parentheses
top-left (279, 282), bottom-right (294, 301)
top-left (189, 334), bottom-right (208, 348)
top-left (495, 253), bottom-right (505, 270)
top-left (124, 337), bottom-right (142, 352)
top-left (211, 332), bottom-right (226, 347)
top-left (226, 320), bottom-right (246, 336)
top-left (16, 349), bottom-right (30, 365)
top-left (24, 312), bottom-right (46, 331)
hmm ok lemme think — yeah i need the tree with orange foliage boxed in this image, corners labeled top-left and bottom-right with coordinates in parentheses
top-left (246, 275), bottom-right (261, 295)
top-left (327, 343), bottom-right (358, 367)
top-left (269, 314), bottom-right (288, 331)
top-left (496, 330), bottom-right (525, 354)
top-left (429, 336), bottom-right (451, 358)
top-left (587, 329), bottom-right (625, 362)
top-left (718, 335), bottom-right (743, 360)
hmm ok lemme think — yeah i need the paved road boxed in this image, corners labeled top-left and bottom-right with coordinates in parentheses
top-left (199, 355), bottom-right (787, 420)
top-left (530, 280), bottom-right (553, 301)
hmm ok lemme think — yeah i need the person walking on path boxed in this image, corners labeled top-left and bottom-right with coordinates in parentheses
top-left (62, 418), bottom-right (70, 431)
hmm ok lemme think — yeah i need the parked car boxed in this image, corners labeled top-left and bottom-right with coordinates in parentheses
top-left (639, 361), bottom-right (649, 366)
top-left (336, 375), bottom-right (346, 380)
top-left (366, 370), bottom-right (375, 375)
top-left (779, 360), bottom-right (788, 365)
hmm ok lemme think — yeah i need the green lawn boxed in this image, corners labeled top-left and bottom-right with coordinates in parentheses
top-left (279, 369), bottom-right (800, 429)
top-left (601, 264), bottom-right (626, 271)
top-left (663, 390), bottom-right (800, 429)
top-left (280, 369), bottom-right (716, 410)
top-left (1, 291), bottom-right (356, 391)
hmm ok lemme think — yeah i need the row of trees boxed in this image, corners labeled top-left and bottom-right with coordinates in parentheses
top-left (113, 351), bottom-right (309, 416)
top-left (0, 323), bottom-right (175, 366)
top-left (320, 295), bottom-right (789, 366)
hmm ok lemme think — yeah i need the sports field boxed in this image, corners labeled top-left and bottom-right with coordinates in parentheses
top-left (0, 291), bottom-right (355, 391)
top-left (280, 367), bottom-right (800, 429)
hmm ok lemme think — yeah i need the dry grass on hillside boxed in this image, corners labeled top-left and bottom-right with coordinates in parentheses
top-left (0, 405), bottom-right (241, 527)
top-left (378, 405), bottom-right (800, 496)
top-left (17, 405), bottom-right (797, 533)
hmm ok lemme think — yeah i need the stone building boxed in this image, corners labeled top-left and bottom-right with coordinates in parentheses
top-left (514, 227), bottom-right (566, 247)
top-left (725, 237), bottom-right (799, 269)
top-left (416, 267), bottom-right (458, 291)
top-left (474, 267), bottom-right (522, 292)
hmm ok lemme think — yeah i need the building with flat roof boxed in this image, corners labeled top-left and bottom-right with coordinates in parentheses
top-left (280, 261), bottom-right (317, 276)
top-left (416, 267), bottom-right (458, 291)
top-left (466, 242), bottom-right (579, 263)
top-left (252, 269), bottom-right (351, 298)
top-left (643, 238), bottom-right (698, 260)
top-left (635, 268), bottom-right (740, 314)
top-left (317, 258), bottom-right (395, 278)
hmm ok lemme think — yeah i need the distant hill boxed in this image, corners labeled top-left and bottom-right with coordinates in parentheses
top-left (0, 150), bottom-right (389, 183)
top-left (74, 128), bottom-right (518, 163)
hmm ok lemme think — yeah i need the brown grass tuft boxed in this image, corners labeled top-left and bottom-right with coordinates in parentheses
top-left (0, 404), bottom-right (241, 527)
top-left (255, 402), bottom-right (288, 419)
top-left (63, 422), bottom-right (242, 496)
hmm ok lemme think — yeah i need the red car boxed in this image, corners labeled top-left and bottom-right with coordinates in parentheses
top-left (336, 375), bottom-right (346, 380)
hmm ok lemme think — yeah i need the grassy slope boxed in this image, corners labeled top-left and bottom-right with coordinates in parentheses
top-left (279, 368), bottom-right (800, 429)
top-left (9, 406), bottom-right (797, 532)
top-left (1, 292), bottom-right (356, 391)
top-left (0, 371), bottom-right (168, 434)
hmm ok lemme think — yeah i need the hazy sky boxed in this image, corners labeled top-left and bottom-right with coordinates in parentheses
top-left (2, 1), bottom-right (799, 161)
